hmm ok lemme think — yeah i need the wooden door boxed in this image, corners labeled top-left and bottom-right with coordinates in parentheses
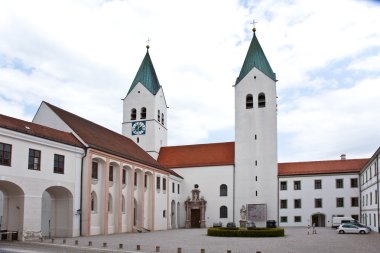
top-left (191, 209), bottom-right (200, 228)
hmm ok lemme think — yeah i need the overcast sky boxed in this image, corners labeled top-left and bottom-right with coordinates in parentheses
top-left (1, 0), bottom-right (379, 162)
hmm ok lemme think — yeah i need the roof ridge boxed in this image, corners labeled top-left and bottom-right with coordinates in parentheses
top-left (279, 158), bottom-right (369, 164)
top-left (162, 141), bottom-right (235, 149)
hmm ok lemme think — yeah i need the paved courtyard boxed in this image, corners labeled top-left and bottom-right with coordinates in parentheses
top-left (1, 227), bottom-right (380, 253)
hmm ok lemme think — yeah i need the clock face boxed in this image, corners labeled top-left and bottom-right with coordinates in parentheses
top-left (132, 121), bottom-right (146, 135)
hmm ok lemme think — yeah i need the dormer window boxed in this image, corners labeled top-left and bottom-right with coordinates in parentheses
top-left (158, 110), bottom-right (161, 122)
top-left (246, 94), bottom-right (253, 109)
top-left (131, 108), bottom-right (137, 120)
top-left (258, 93), bottom-right (266, 108)
top-left (140, 107), bottom-right (146, 119)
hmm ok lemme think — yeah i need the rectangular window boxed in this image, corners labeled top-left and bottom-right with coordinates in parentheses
top-left (156, 176), bottom-right (161, 190)
top-left (122, 169), bottom-right (126, 184)
top-left (0, 142), bottom-right (12, 166)
top-left (315, 198), bottom-right (322, 208)
top-left (163, 210), bottom-right (166, 218)
top-left (376, 190), bottom-right (378, 204)
top-left (280, 181), bottom-right (287, 190)
top-left (294, 181), bottom-right (301, 190)
top-left (280, 199), bottom-right (287, 209)
top-left (336, 197), bottom-right (344, 207)
top-left (294, 199), bottom-right (302, 209)
top-left (54, 154), bottom-right (65, 174)
top-left (109, 165), bottom-right (113, 182)
top-left (144, 174), bottom-right (147, 188)
top-left (177, 184), bottom-right (180, 194)
top-left (350, 178), bottom-right (358, 188)
top-left (336, 179), bottom-right (343, 188)
top-left (163, 178), bottom-right (167, 191)
top-left (294, 216), bottom-right (302, 223)
top-left (351, 197), bottom-right (359, 207)
top-left (280, 216), bottom-right (288, 223)
top-left (314, 179), bottom-right (322, 189)
top-left (28, 149), bottom-right (41, 170)
top-left (370, 192), bottom-right (373, 205)
top-left (92, 161), bottom-right (98, 179)
top-left (134, 172), bottom-right (137, 186)
top-left (172, 182), bottom-right (175, 193)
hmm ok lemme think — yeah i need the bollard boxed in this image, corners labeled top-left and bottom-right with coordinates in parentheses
top-left (51, 238), bottom-right (55, 243)
top-left (63, 239), bottom-right (66, 244)
top-left (75, 240), bottom-right (79, 245)
top-left (256, 251), bottom-right (261, 253)
top-left (137, 244), bottom-right (141, 251)
top-left (103, 242), bottom-right (107, 247)
top-left (119, 243), bottom-right (123, 249)
top-left (201, 249), bottom-right (205, 253)
top-left (156, 246), bottom-right (160, 252)
top-left (88, 241), bottom-right (92, 246)
top-left (227, 250), bottom-right (231, 253)
top-left (177, 248), bottom-right (182, 253)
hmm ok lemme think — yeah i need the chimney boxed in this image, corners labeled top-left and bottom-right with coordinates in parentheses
top-left (340, 154), bottom-right (346, 160)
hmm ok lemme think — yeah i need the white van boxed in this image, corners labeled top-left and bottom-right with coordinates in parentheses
top-left (332, 216), bottom-right (356, 228)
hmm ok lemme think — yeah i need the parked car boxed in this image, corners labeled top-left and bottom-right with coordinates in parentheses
top-left (226, 222), bottom-right (236, 228)
top-left (337, 224), bottom-right (370, 234)
top-left (350, 222), bottom-right (371, 231)
top-left (213, 222), bottom-right (222, 228)
top-left (246, 220), bottom-right (256, 228)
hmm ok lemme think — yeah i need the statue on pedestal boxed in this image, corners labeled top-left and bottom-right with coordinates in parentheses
top-left (240, 205), bottom-right (247, 221)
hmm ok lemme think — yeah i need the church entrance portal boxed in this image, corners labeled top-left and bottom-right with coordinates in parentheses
top-left (311, 213), bottom-right (326, 227)
top-left (185, 186), bottom-right (207, 228)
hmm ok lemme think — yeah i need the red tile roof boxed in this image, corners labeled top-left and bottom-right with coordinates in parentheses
top-left (158, 142), bottom-right (235, 169)
top-left (0, 113), bottom-right (83, 148)
top-left (43, 102), bottom-right (164, 169)
top-left (278, 158), bottom-right (369, 176)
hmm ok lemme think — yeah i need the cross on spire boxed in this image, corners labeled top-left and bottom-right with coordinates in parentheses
top-left (251, 19), bottom-right (258, 32)
top-left (146, 38), bottom-right (151, 50)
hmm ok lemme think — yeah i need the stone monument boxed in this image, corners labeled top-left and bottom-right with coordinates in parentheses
top-left (239, 204), bottom-right (247, 228)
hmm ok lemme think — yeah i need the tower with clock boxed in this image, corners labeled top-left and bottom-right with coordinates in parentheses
top-left (122, 44), bottom-right (168, 159)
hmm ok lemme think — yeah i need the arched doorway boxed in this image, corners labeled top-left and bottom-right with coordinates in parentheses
top-left (171, 200), bottom-right (176, 228)
top-left (311, 213), bottom-right (326, 227)
top-left (41, 186), bottom-right (73, 238)
top-left (0, 180), bottom-right (24, 240)
top-left (185, 186), bottom-right (207, 228)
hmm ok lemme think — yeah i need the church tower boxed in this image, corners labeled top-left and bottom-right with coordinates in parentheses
top-left (234, 27), bottom-right (278, 226)
top-left (122, 45), bottom-right (168, 159)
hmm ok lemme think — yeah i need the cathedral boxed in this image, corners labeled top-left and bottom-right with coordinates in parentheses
top-left (0, 27), bottom-right (378, 240)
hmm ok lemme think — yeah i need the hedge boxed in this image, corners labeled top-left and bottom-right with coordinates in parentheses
top-left (207, 227), bottom-right (285, 237)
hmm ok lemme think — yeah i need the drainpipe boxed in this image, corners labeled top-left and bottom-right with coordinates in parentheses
top-left (79, 148), bottom-right (88, 236)
top-left (233, 165), bottom-right (235, 223)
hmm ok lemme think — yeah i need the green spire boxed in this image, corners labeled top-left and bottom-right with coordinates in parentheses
top-left (127, 47), bottom-right (161, 95)
top-left (236, 30), bottom-right (276, 84)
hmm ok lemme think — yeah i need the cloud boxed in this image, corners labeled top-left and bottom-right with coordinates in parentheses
top-left (0, 0), bottom-right (379, 162)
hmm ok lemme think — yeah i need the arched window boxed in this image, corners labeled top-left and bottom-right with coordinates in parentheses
top-left (140, 107), bottom-right (146, 119)
top-left (258, 93), bottom-right (266, 108)
top-left (220, 184), bottom-right (228, 196)
top-left (91, 191), bottom-right (97, 212)
top-left (162, 113), bottom-right (165, 125)
top-left (131, 108), bottom-right (137, 120)
top-left (91, 161), bottom-right (98, 179)
top-left (158, 110), bottom-right (161, 122)
top-left (246, 94), bottom-right (253, 109)
top-left (220, 206), bottom-right (228, 218)
top-left (108, 194), bottom-right (113, 213)
top-left (122, 195), bottom-right (126, 213)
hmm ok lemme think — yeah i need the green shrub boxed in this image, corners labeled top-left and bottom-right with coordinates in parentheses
top-left (207, 227), bottom-right (285, 237)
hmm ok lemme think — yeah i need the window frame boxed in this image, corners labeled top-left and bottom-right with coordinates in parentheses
top-left (220, 184), bottom-right (228, 196)
top-left (28, 148), bottom-right (41, 171)
top-left (246, 94), bottom-right (253, 109)
top-left (294, 181), bottom-right (301, 190)
top-left (220, 205), bottom-right (228, 218)
top-left (131, 108), bottom-right (137, 120)
top-left (314, 179), bottom-right (322, 189)
top-left (336, 178), bottom-right (344, 188)
top-left (258, 93), bottom-right (266, 108)
top-left (92, 161), bottom-right (98, 179)
top-left (280, 181), bottom-right (287, 190)
top-left (0, 142), bottom-right (12, 166)
top-left (53, 154), bottom-right (65, 174)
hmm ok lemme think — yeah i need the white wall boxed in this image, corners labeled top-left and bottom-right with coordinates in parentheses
top-left (173, 165), bottom-right (234, 228)
top-left (279, 173), bottom-right (360, 227)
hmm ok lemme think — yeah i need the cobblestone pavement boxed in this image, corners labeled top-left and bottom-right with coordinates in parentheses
top-left (1, 227), bottom-right (380, 253)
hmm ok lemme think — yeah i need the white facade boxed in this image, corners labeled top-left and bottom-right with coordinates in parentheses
top-left (278, 173), bottom-right (360, 227)
top-left (122, 83), bottom-right (168, 160)
top-left (234, 68), bottom-right (278, 226)
top-left (360, 148), bottom-right (380, 232)
top-left (0, 125), bottom-right (84, 239)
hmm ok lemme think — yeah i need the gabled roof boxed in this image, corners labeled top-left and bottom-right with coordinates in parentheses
top-left (158, 142), bottom-right (235, 169)
top-left (43, 102), bottom-right (162, 169)
top-left (127, 49), bottom-right (161, 96)
top-left (236, 31), bottom-right (276, 84)
top-left (278, 159), bottom-right (369, 176)
top-left (0, 113), bottom-right (83, 148)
